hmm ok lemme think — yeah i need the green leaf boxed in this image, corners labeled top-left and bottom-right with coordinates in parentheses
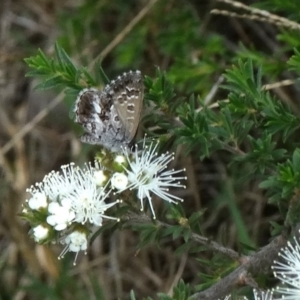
top-left (129, 290), bottom-right (136, 300)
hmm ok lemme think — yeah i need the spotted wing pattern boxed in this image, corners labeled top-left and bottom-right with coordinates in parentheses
top-left (74, 70), bottom-right (144, 152)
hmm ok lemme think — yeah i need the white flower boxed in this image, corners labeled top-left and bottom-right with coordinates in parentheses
top-left (115, 155), bottom-right (126, 165)
top-left (59, 230), bottom-right (88, 265)
top-left (27, 192), bottom-right (48, 210)
top-left (26, 162), bottom-right (118, 229)
top-left (32, 225), bottom-right (50, 242)
top-left (67, 169), bottom-right (118, 226)
top-left (26, 163), bottom-right (79, 203)
top-left (47, 200), bottom-right (75, 231)
top-left (272, 236), bottom-right (300, 299)
top-left (253, 289), bottom-right (273, 300)
top-left (221, 295), bottom-right (248, 300)
top-left (121, 140), bottom-right (186, 218)
top-left (84, 161), bottom-right (108, 187)
top-left (111, 172), bottom-right (128, 190)
top-left (24, 162), bottom-right (121, 262)
top-left (65, 231), bottom-right (88, 252)
top-left (93, 170), bottom-right (108, 186)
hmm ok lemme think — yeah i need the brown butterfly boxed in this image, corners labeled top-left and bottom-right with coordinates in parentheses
top-left (74, 70), bottom-right (144, 152)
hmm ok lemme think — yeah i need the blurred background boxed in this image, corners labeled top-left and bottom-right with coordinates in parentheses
top-left (0, 0), bottom-right (299, 299)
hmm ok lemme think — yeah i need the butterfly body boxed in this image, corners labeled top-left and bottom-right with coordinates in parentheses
top-left (74, 70), bottom-right (144, 152)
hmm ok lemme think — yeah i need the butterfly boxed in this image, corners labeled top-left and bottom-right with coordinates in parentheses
top-left (74, 70), bottom-right (144, 152)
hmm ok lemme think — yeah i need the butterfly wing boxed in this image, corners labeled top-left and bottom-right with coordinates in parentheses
top-left (105, 70), bottom-right (144, 142)
top-left (74, 88), bottom-right (106, 137)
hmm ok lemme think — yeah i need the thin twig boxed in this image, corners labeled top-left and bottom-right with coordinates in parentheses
top-left (0, 93), bottom-right (64, 155)
top-left (190, 234), bottom-right (287, 300)
top-left (167, 254), bottom-right (187, 295)
top-left (197, 79), bottom-right (296, 113)
top-left (211, 10), bottom-right (300, 31)
top-left (122, 211), bottom-right (241, 261)
top-left (204, 75), bottom-right (224, 105)
top-left (262, 79), bottom-right (295, 91)
top-left (217, 0), bottom-right (295, 24)
top-left (89, 0), bottom-right (158, 67)
top-left (213, 0), bottom-right (300, 31)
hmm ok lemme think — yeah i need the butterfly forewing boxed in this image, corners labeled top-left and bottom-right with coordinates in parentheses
top-left (74, 70), bottom-right (144, 152)
top-left (106, 70), bottom-right (144, 141)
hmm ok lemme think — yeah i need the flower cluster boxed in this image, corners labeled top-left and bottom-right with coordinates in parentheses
top-left (22, 163), bottom-right (118, 264)
top-left (22, 140), bottom-right (186, 262)
top-left (115, 139), bottom-right (186, 218)
top-left (271, 235), bottom-right (300, 299)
